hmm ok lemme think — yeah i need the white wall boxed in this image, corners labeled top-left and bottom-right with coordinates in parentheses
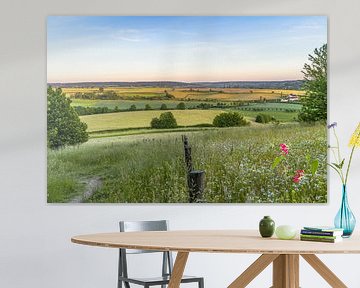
top-left (1, 0), bottom-right (360, 287)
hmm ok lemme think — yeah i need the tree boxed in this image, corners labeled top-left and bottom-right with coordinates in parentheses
top-left (299, 44), bottom-right (327, 122)
top-left (47, 86), bottom-right (88, 149)
top-left (164, 90), bottom-right (175, 99)
top-left (176, 102), bottom-right (186, 110)
top-left (129, 104), bottom-right (137, 111)
top-left (213, 112), bottom-right (248, 127)
top-left (150, 112), bottom-right (178, 129)
top-left (160, 103), bottom-right (168, 110)
top-left (255, 113), bottom-right (272, 124)
top-left (145, 104), bottom-right (152, 110)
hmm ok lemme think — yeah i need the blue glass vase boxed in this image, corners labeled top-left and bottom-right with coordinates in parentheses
top-left (334, 185), bottom-right (356, 237)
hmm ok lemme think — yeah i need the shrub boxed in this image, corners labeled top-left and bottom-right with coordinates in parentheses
top-left (150, 112), bottom-right (178, 129)
top-left (255, 113), bottom-right (272, 124)
top-left (196, 103), bottom-right (213, 110)
top-left (213, 112), bottom-right (248, 127)
top-left (150, 118), bottom-right (161, 128)
top-left (176, 102), bottom-right (186, 110)
top-left (145, 104), bottom-right (152, 110)
top-left (160, 104), bottom-right (168, 110)
top-left (129, 104), bottom-right (137, 111)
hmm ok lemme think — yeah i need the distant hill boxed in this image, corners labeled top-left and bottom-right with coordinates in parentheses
top-left (49, 80), bottom-right (304, 90)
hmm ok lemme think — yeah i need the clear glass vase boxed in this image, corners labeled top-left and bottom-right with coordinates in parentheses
top-left (334, 185), bottom-right (356, 237)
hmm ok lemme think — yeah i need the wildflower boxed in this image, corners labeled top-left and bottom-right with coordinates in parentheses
top-left (349, 123), bottom-right (360, 148)
top-left (280, 143), bottom-right (289, 155)
top-left (327, 122), bottom-right (337, 129)
top-left (329, 122), bottom-right (360, 186)
top-left (293, 170), bottom-right (305, 183)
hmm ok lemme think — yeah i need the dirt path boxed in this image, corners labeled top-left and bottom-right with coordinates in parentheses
top-left (70, 177), bottom-right (102, 203)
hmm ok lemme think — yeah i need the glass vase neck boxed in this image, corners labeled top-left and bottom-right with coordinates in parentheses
top-left (341, 185), bottom-right (349, 206)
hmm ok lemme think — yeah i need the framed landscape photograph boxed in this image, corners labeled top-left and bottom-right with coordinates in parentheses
top-left (47, 16), bottom-right (328, 203)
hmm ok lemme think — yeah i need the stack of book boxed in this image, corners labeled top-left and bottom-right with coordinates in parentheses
top-left (300, 226), bottom-right (344, 243)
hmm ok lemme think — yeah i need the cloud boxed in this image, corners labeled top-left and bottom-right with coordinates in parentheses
top-left (110, 29), bottom-right (148, 42)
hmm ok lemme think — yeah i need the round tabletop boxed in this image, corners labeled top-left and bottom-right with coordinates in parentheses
top-left (71, 230), bottom-right (360, 254)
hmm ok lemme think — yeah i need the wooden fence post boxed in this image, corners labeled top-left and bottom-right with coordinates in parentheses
top-left (182, 135), bottom-right (205, 203)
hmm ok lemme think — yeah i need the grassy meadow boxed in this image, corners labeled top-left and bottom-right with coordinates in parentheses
top-left (48, 124), bottom-right (327, 203)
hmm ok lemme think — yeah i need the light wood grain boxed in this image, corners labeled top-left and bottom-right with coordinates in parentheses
top-left (168, 252), bottom-right (189, 288)
top-left (272, 255), bottom-right (300, 288)
top-left (287, 255), bottom-right (299, 288)
top-left (228, 254), bottom-right (279, 288)
top-left (71, 230), bottom-right (360, 254)
top-left (301, 254), bottom-right (347, 288)
top-left (273, 254), bottom-right (286, 288)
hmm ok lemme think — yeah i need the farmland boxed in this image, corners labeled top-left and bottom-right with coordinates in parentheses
top-left (63, 85), bottom-right (305, 139)
top-left (63, 86), bottom-right (305, 102)
top-left (48, 83), bottom-right (327, 204)
top-left (79, 108), bottom-right (299, 137)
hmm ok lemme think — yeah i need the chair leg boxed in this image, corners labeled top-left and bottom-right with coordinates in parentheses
top-left (199, 278), bottom-right (204, 288)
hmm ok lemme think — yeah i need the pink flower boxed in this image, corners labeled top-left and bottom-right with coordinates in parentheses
top-left (279, 143), bottom-right (289, 155)
top-left (293, 170), bottom-right (305, 183)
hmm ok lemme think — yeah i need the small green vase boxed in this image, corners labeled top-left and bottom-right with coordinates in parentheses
top-left (259, 216), bottom-right (275, 238)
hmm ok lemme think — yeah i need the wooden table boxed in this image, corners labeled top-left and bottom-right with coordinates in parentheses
top-left (71, 230), bottom-right (360, 288)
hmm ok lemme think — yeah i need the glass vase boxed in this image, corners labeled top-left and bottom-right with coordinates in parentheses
top-left (334, 185), bottom-right (356, 237)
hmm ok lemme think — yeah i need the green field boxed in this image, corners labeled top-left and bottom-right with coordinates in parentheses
top-left (240, 102), bottom-right (302, 110)
top-left (71, 99), bottom-right (210, 110)
top-left (80, 109), bottom-right (225, 132)
top-left (47, 123), bottom-right (327, 203)
top-left (233, 110), bottom-right (299, 122)
top-left (79, 108), bottom-right (298, 136)
top-left (71, 99), bottom-right (302, 110)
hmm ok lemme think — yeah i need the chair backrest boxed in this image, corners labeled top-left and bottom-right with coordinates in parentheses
top-left (119, 220), bottom-right (169, 254)
top-left (118, 220), bottom-right (173, 282)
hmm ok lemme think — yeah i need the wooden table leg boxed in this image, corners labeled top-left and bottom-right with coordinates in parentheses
top-left (168, 252), bottom-right (189, 288)
top-left (301, 254), bottom-right (347, 288)
top-left (228, 254), bottom-right (279, 288)
top-left (272, 254), bottom-right (299, 288)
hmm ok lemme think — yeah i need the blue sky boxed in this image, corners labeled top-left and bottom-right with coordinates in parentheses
top-left (47, 16), bottom-right (327, 83)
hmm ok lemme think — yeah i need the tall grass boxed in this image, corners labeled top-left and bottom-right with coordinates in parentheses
top-left (47, 124), bottom-right (327, 203)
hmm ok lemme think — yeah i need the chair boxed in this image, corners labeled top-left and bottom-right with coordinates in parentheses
top-left (118, 220), bottom-right (204, 288)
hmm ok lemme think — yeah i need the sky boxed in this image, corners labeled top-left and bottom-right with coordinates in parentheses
top-left (47, 16), bottom-right (327, 83)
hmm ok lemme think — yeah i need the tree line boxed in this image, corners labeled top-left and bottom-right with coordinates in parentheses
top-left (71, 90), bottom-right (175, 100)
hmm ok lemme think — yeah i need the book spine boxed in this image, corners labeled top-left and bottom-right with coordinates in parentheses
top-left (300, 237), bottom-right (337, 243)
top-left (301, 230), bottom-right (335, 236)
top-left (300, 234), bottom-right (337, 240)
